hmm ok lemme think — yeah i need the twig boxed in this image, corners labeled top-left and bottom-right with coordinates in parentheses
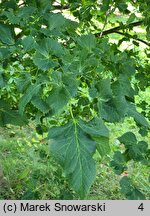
top-left (100, 4), bottom-right (115, 37)
top-left (100, 11), bottom-right (110, 37)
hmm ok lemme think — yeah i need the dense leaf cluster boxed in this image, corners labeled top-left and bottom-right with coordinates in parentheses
top-left (0, 0), bottom-right (149, 198)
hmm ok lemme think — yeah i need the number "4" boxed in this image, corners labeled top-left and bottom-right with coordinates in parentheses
top-left (138, 203), bottom-right (144, 211)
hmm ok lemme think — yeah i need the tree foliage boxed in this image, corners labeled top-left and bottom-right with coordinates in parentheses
top-left (0, 0), bottom-right (150, 199)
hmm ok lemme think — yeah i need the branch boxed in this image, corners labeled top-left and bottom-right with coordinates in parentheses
top-left (95, 20), bottom-right (150, 47)
top-left (96, 20), bottom-right (144, 37)
top-left (18, 1), bottom-right (25, 7)
top-left (115, 31), bottom-right (150, 46)
top-left (100, 6), bottom-right (114, 37)
top-left (52, 3), bottom-right (69, 10)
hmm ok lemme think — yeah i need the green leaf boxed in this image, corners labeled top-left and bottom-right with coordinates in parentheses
top-left (0, 100), bottom-right (28, 126)
top-left (120, 176), bottom-right (133, 196)
top-left (118, 74), bottom-right (135, 98)
top-left (128, 141), bottom-right (148, 162)
top-left (77, 34), bottom-right (96, 52)
top-left (46, 13), bottom-right (66, 31)
top-left (33, 53), bottom-right (58, 71)
top-left (127, 13), bottom-right (136, 24)
top-left (36, 38), bottom-right (64, 57)
top-left (139, 127), bottom-right (148, 137)
top-left (137, 141), bottom-right (148, 153)
top-left (51, 71), bottom-right (62, 85)
top-left (95, 78), bottom-right (112, 100)
top-left (118, 132), bottom-right (137, 147)
top-left (127, 146), bottom-right (143, 162)
top-left (22, 36), bottom-right (35, 52)
top-left (98, 100), bottom-right (111, 122)
top-left (48, 119), bottom-right (97, 198)
top-left (19, 84), bottom-right (41, 115)
top-left (119, 132), bottom-right (148, 162)
top-left (120, 177), bottom-right (145, 200)
top-left (127, 102), bottom-right (150, 128)
top-left (0, 71), bottom-right (6, 88)
top-left (0, 24), bottom-right (14, 45)
top-left (0, 110), bottom-right (27, 126)
top-left (117, 3), bottom-right (128, 12)
top-left (37, 0), bottom-right (51, 11)
top-left (110, 151), bottom-right (126, 175)
top-left (46, 86), bottom-right (70, 114)
top-left (16, 73), bottom-right (31, 92)
top-left (98, 96), bottom-right (127, 122)
top-left (4, 6), bottom-right (36, 24)
top-left (33, 38), bottom-right (63, 71)
top-left (96, 136), bottom-right (110, 157)
top-left (18, 6), bottom-right (36, 19)
top-left (3, 9), bottom-right (20, 24)
top-left (62, 74), bottom-right (79, 97)
top-left (0, 48), bottom-right (10, 60)
top-left (129, 188), bottom-right (146, 200)
top-left (79, 117), bottom-right (109, 138)
top-left (31, 96), bottom-right (50, 113)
